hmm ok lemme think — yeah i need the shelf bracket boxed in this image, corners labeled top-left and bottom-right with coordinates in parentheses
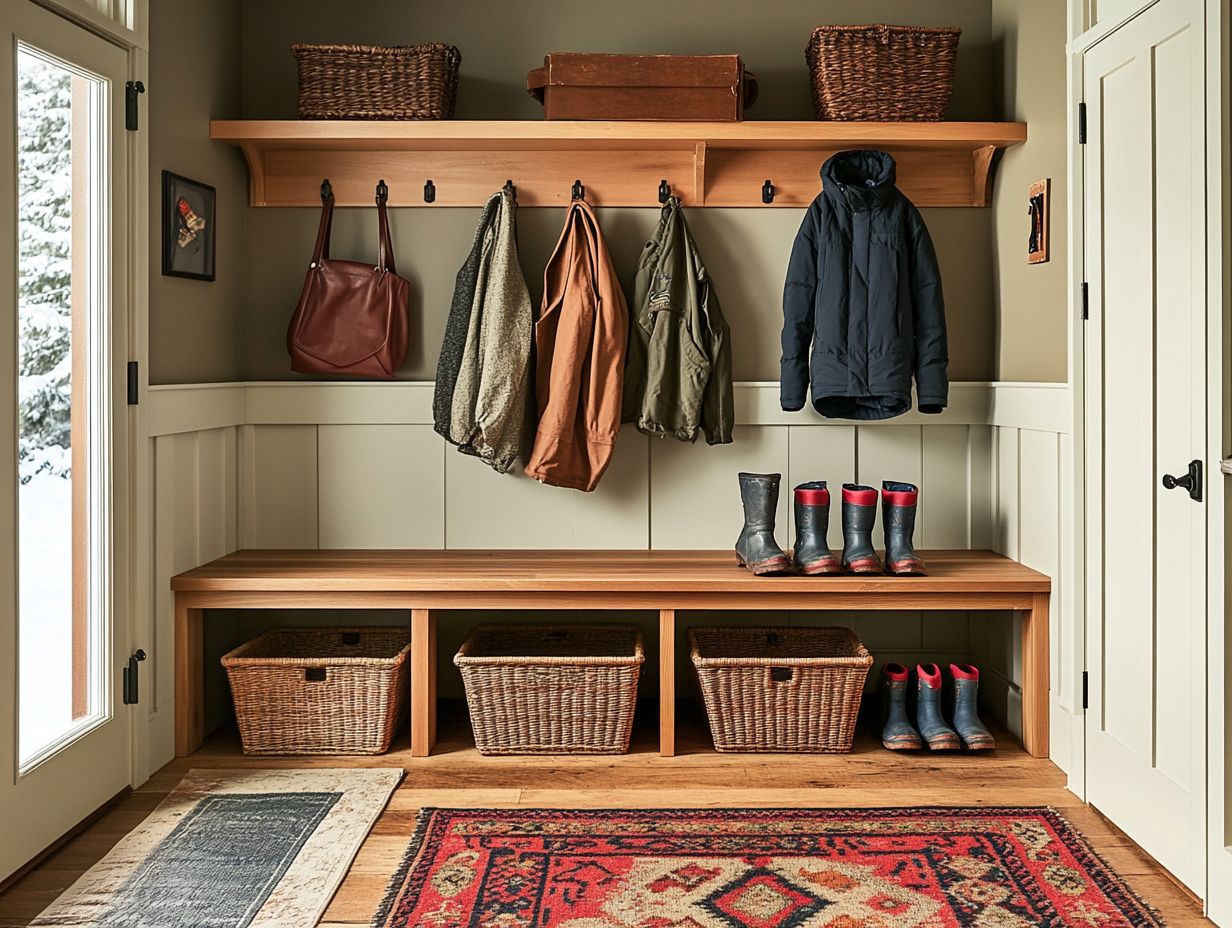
top-left (692, 141), bottom-right (708, 207)
top-left (971, 145), bottom-right (997, 207)
top-left (239, 143), bottom-right (267, 207)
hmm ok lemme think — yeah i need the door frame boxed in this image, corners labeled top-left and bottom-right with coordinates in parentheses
top-left (1070, 0), bottom-right (1230, 915)
top-left (0, 0), bottom-right (149, 884)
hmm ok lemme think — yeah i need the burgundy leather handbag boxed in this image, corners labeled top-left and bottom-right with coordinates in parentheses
top-left (288, 187), bottom-right (410, 378)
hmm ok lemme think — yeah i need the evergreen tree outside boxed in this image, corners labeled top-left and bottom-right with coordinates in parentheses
top-left (17, 51), bottom-right (73, 485)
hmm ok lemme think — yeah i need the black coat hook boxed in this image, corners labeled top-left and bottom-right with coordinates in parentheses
top-left (376, 179), bottom-right (389, 202)
top-left (571, 179), bottom-right (585, 200)
top-left (503, 179), bottom-right (517, 200)
top-left (762, 179), bottom-right (775, 204)
top-left (659, 179), bottom-right (671, 204)
top-left (320, 178), bottom-right (333, 200)
top-left (424, 179), bottom-right (436, 203)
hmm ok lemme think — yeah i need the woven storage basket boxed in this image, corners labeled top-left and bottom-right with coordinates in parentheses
top-left (690, 626), bottom-right (873, 753)
top-left (455, 625), bottom-right (644, 755)
top-left (805, 24), bottom-right (961, 121)
top-left (222, 627), bottom-right (410, 755)
top-left (292, 43), bottom-right (461, 119)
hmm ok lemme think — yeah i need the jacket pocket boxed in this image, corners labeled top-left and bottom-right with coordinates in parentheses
top-left (870, 234), bottom-right (905, 340)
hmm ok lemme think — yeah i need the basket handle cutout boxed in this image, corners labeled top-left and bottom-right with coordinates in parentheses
top-left (770, 667), bottom-right (794, 683)
top-left (305, 667), bottom-right (327, 682)
top-left (340, 632), bottom-right (360, 646)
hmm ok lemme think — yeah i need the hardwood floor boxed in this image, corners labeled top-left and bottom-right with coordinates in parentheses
top-left (0, 702), bottom-right (1212, 927)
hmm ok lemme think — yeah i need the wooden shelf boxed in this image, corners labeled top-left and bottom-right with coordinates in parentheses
top-left (210, 119), bottom-right (1026, 208)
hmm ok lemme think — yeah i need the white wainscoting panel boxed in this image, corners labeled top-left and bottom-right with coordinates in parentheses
top-left (319, 424), bottom-right (445, 548)
top-left (968, 381), bottom-right (1074, 779)
top-left (141, 380), bottom-right (1076, 778)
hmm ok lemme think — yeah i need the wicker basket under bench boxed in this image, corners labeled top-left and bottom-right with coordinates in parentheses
top-left (690, 626), bottom-right (873, 753)
top-left (222, 626), bottom-right (410, 755)
top-left (455, 624), bottom-right (644, 755)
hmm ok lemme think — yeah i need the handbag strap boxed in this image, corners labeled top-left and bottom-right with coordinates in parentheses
top-left (377, 196), bottom-right (397, 274)
top-left (311, 192), bottom-right (334, 265)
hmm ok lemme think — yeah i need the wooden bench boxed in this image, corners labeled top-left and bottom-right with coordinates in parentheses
top-left (171, 549), bottom-right (1052, 759)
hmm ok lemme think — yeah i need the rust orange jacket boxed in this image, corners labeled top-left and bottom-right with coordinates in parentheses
top-left (524, 200), bottom-right (628, 491)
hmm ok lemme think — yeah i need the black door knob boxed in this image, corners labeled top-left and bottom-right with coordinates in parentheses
top-left (1162, 459), bottom-right (1203, 501)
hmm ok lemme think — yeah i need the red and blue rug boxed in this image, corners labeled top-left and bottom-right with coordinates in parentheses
top-left (374, 807), bottom-right (1163, 927)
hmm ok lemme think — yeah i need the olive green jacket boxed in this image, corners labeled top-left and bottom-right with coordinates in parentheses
top-left (622, 198), bottom-right (734, 444)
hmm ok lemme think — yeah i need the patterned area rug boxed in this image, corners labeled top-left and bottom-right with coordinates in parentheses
top-left (31, 768), bottom-right (402, 928)
top-left (374, 807), bottom-right (1163, 927)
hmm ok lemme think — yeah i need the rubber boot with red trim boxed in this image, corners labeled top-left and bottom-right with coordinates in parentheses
top-left (882, 481), bottom-right (926, 575)
top-left (840, 484), bottom-right (881, 574)
top-left (735, 472), bottom-right (792, 575)
top-left (950, 663), bottom-right (996, 750)
top-left (792, 481), bottom-right (841, 575)
top-left (879, 662), bottom-right (922, 750)
top-left (915, 663), bottom-right (961, 750)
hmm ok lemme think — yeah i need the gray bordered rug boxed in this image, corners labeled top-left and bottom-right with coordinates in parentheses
top-left (31, 767), bottom-right (402, 928)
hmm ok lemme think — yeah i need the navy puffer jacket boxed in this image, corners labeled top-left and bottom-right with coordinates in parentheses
top-left (780, 150), bottom-right (948, 420)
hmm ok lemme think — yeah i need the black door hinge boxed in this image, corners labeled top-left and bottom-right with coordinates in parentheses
top-left (1078, 101), bottom-right (1087, 144)
top-left (1082, 670), bottom-right (1089, 709)
top-left (126, 361), bottom-right (139, 405)
top-left (1081, 282), bottom-right (1089, 320)
top-left (123, 649), bottom-right (146, 705)
top-left (125, 80), bottom-right (145, 131)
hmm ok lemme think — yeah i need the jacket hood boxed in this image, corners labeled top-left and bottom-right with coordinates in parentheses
top-left (821, 150), bottom-right (898, 210)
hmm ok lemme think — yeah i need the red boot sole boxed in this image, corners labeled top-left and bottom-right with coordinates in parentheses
top-left (735, 553), bottom-right (793, 576)
top-left (801, 562), bottom-right (842, 576)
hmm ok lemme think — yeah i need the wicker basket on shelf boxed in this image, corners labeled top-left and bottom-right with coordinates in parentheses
top-left (222, 626), bottom-right (410, 755)
top-left (292, 43), bottom-right (461, 119)
top-left (455, 624), bottom-right (644, 756)
top-left (690, 626), bottom-right (873, 753)
top-left (805, 24), bottom-right (961, 121)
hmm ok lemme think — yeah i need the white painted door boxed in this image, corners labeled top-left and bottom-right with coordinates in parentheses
top-left (0, 1), bottom-right (134, 881)
top-left (1083, 0), bottom-right (1207, 893)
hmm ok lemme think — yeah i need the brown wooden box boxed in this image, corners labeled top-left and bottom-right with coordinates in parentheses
top-left (527, 53), bottom-right (758, 121)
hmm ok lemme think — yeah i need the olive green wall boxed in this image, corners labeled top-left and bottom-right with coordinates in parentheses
top-left (231, 0), bottom-right (998, 382)
top-left (147, 0), bottom-right (247, 384)
top-left (990, 0), bottom-right (1069, 382)
top-left (145, 0), bottom-right (1072, 386)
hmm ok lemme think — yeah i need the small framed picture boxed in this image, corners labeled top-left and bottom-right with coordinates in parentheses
top-left (1027, 178), bottom-right (1050, 265)
top-left (162, 171), bottom-right (216, 281)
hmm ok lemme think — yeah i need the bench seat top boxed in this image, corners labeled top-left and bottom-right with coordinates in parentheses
top-left (171, 549), bottom-right (1050, 594)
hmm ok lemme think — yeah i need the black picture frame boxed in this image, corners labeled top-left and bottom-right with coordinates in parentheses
top-left (161, 171), bottom-right (216, 281)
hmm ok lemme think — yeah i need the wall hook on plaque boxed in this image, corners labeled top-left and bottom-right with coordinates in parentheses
top-left (376, 179), bottom-right (389, 202)
top-left (424, 179), bottom-right (436, 203)
top-left (762, 179), bottom-right (775, 204)
top-left (659, 179), bottom-right (671, 204)
top-left (320, 178), bottom-right (333, 201)
top-left (571, 179), bottom-right (585, 200)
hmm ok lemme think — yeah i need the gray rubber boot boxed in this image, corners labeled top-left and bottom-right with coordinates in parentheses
top-left (883, 481), bottom-right (926, 575)
top-left (880, 662), bottom-right (922, 750)
top-left (735, 473), bottom-right (791, 575)
top-left (915, 663), bottom-right (961, 750)
top-left (792, 482), bottom-right (841, 575)
top-left (950, 664), bottom-right (995, 750)
top-left (841, 484), bottom-right (881, 574)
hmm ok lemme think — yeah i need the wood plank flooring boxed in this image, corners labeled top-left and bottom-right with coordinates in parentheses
top-left (0, 703), bottom-right (1211, 927)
